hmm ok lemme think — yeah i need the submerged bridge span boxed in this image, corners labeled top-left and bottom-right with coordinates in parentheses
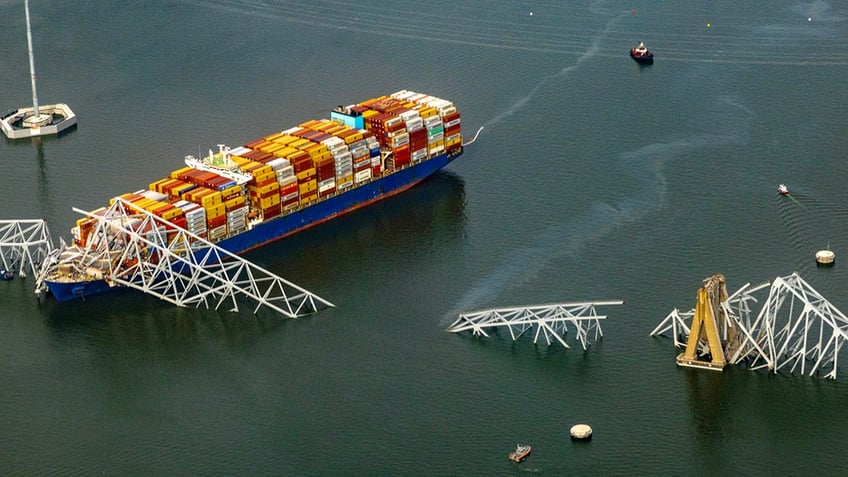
top-left (651, 273), bottom-right (848, 379)
top-left (447, 300), bottom-right (624, 350)
top-left (0, 219), bottom-right (54, 278)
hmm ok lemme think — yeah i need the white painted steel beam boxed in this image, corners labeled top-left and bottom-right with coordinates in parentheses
top-left (37, 199), bottom-right (333, 318)
top-left (652, 273), bottom-right (848, 379)
top-left (0, 219), bottom-right (53, 278)
top-left (448, 300), bottom-right (624, 350)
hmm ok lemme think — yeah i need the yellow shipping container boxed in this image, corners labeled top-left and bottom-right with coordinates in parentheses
top-left (225, 196), bottom-right (246, 210)
top-left (336, 176), bottom-right (354, 189)
top-left (343, 132), bottom-right (364, 144)
top-left (254, 170), bottom-right (276, 185)
top-left (299, 119), bottom-right (322, 129)
top-left (149, 178), bottom-right (171, 193)
top-left (230, 155), bottom-right (250, 166)
top-left (296, 168), bottom-right (317, 181)
top-left (221, 184), bottom-right (242, 198)
top-left (298, 179), bottom-right (317, 194)
top-left (274, 146), bottom-right (298, 158)
top-left (290, 138), bottom-right (311, 150)
top-left (264, 132), bottom-right (285, 142)
top-left (205, 203), bottom-right (227, 219)
top-left (417, 106), bottom-right (438, 118)
top-left (260, 143), bottom-right (285, 154)
top-left (162, 208), bottom-right (183, 221)
top-left (272, 135), bottom-right (299, 146)
top-left (259, 194), bottom-right (281, 209)
top-left (169, 166), bottom-right (193, 180)
top-left (249, 181), bottom-right (279, 196)
top-left (200, 190), bottom-right (223, 208)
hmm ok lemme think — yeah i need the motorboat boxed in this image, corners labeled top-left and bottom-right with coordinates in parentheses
top-left (0, 269), bottom-right (14, 280)
top-left (630, 41), bottom-right (654, 64)
top-left (508, 444), bottom-right (531, 463)
top-left (778, 184), bottom-right (789, 195)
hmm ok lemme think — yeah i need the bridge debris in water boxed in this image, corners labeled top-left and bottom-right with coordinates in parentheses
top-left (35, 199), bottom-right (334, 318)
top-left (447, 300), bottom-right (624, 350)
top-left (0, 219), bottom-right (54, 278)
top-left (651, 273), bottom-right (848, 379)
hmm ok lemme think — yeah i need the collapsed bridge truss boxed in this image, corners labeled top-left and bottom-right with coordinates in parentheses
top-left (0, 219), bottom-right (54, 278)
top-left (651, 273), bottom-right (848, 379)
top-left (35, 199), bottom-right (334, 318)
top-left (447, 300), bottom-right (624, 350)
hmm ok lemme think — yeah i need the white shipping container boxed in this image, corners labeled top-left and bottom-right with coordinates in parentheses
top-left (390, 133), bottom-right (409, 147)
top-left (140, 190), bottom-right (168, 202)
top-left (355, 169), bottom-right (372, 183)
top-left (444, 118), bottom-right (461, 128)
top-left (267, 158), bottom-right (288, 170)
top-left (400, 110), bottom-right (420, 122)
top-left (370, 156), bottom-right (381, 167)
top-left (318, 183), bottom-right (335, 194)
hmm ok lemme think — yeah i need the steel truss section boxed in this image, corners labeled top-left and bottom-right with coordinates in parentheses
top-left (652, 273), bottom-right (848, 379)
top-left (38, 199), bottom-right (333, 318)
top-left (0, 219), bottom-right (53, 278)
top-left (447, 300), bottom-right (624, 350)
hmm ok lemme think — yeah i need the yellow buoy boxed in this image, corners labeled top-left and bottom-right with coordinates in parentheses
top-left (706, 23), bottom-right (711, 28)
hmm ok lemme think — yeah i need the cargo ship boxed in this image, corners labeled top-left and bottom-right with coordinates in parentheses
top-left (41, 90), bottom-right (463, 301)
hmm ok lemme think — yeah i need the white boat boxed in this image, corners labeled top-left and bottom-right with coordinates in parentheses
top-left (778, 184), bottom-right (789, 195)
top-left (508, 444), bottom-right (531, 463)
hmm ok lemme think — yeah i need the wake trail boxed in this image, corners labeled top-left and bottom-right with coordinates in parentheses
top-left (445, 95), bottom-right (757, 322)
top-left (482, 11), bottom-right (627, 130)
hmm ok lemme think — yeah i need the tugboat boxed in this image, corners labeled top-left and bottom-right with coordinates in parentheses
top-left (630, 41), bottom-right (654, 64)
top-left (778, 184), bottom-right (789, 195)
top-left (508, 444), bottom-right (532, 463)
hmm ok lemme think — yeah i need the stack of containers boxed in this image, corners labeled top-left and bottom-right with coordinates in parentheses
top-left (172, 200), bottom-right (207, 241)
top-left (323, 136), bottom-right (353, 193)
top-left (184, 187), bottom-right (226, 242)
top-left (246, 162), bottom-right (281, 220)
top-left (366, 136), bottom-right (382, 177)
top-left (401, 110), bottom-right (428, 163)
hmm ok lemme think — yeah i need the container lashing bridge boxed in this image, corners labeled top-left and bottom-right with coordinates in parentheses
top-left (26, 199), bottom-right (333, 318)
top-left (651, 273), bottom-right (848, 379)
top-left (447, 300), bottom-right (624, 350)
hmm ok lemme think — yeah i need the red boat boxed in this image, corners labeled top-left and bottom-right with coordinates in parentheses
top-left (630, 41), bottom-right (654, 64)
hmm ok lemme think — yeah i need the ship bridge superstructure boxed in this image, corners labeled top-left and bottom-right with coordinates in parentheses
top-left (35, 199), bottom-right (334, 318)
top-left (447, 300), bottom-right (624, 350)
top-left (651, 273), bottom-right (848, 379)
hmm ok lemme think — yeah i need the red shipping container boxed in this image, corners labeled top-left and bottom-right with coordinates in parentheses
top-left (243, 138), bottom-right (265, 149)
top-left (207, 214), bottom-right (227, 229)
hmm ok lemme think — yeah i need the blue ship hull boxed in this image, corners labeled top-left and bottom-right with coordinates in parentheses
top-left (45, 148), bottom-right (462, 302)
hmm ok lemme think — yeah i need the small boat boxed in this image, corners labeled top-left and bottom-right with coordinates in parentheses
top-left (508, 444), bottom-right (531, 463)
top-left (630, 41), bottom-right (654, 64)
top-left (778, 184), bottom-right (789, 195)
top-left (0, 269), bottom-right (14, 280)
